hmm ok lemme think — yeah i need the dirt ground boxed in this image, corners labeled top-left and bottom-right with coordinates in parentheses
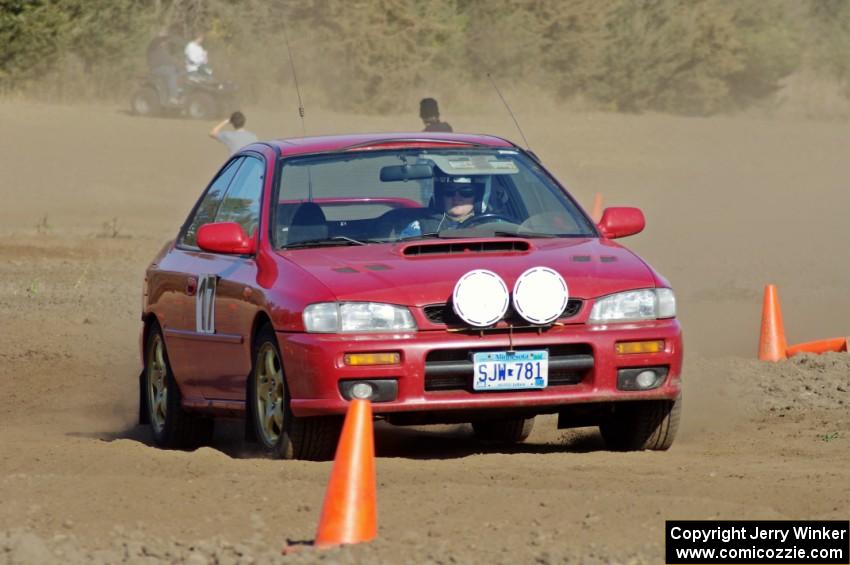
top-left (0, 100), bottom-right (848, 564)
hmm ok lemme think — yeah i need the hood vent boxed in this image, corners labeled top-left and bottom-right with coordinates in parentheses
top-left (403, 240), bottom-right (530, 256)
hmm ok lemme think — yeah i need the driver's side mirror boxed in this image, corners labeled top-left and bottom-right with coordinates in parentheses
top-left (197, 222), bottom-right (256, 254)
top-left (597, 207), bottom-right (645, 239)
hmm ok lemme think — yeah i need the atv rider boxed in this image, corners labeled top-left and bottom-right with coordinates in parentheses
top-left (146, 30), bottom-right (182, 104)
top-left (184, 33), bottom-right (209, 75)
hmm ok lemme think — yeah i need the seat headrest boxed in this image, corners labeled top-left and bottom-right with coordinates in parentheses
top-left (285, 202), bottom-right (327, 245)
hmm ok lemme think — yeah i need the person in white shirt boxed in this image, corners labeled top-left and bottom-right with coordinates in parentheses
top-left (184, 34), bottom-right (208, 74)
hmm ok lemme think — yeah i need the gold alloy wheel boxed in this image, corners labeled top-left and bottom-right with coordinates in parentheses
top-left (255, 342), bottom-right (285, 445)
top-left (147, 334), bottom-right (168, 433)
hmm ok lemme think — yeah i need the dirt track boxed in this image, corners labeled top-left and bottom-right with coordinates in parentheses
top-left (1, 101), bottom-right (848, 564)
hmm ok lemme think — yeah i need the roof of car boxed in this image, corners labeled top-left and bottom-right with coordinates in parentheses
top-left (264, 132), bottom-right (517, 157)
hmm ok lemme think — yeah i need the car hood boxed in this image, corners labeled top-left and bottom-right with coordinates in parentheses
top-left (277, 238), bottom-right (657, 306)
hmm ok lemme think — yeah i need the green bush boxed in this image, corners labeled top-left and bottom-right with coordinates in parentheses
top-left (0, 0), bottom-right (68, 91)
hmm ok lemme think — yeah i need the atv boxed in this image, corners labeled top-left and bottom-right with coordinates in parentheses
top-left (131, 66), bottom-right (237, 120)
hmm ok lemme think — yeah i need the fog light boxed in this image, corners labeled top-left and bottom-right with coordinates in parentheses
top-left (350, 382), bottom-right (374, 400)
top-left (344, 352), bottom-right (400, 366)
top-left (636, 370), bottom-right (657, 389)
top-left (615, 340), bottom-right (665, 355)
top-left (617, 366), bottom-right (668, 391)
top-left (339, 379), bottom-right (398, 402)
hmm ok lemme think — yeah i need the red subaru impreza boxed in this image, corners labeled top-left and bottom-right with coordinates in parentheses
top-left (139, 132), bottom-right (682, 459)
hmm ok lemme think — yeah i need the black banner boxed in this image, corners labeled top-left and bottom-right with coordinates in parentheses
top-left (666, 520), bottom-right (849, 564)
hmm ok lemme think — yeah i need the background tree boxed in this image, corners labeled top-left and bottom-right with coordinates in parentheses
top-left (0, 0), bottom-right (838, 116)
top-left (806, 0), bottom-right (850, 96)
top-left (0, 0), bottom-right (67, 92)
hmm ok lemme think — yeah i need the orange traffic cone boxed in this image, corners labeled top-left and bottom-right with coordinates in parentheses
top-left (758, 284), bottom-right (787, 362)
top-left (787, 337), bottom-right (848, 357)
top-left (314, 399), bottom-right (377, 548)
top-left (590, 193), bottom-right (604, 223)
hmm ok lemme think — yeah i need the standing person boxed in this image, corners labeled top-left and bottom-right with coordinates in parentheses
top-left (146, 29), bottom-right (181, 104)
top-left (209, 111), bottom-right (258, 155)
top-left (185, 33), bottom-right (208, 74)
top-left (419, 97), bottom-right (453, 132)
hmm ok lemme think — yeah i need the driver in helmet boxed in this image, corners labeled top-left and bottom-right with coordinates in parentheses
top-left (399, 174), bottom-right (487, 238)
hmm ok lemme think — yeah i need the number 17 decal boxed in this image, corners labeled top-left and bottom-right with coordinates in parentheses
top-left (196, 274), bottom-right (217, 334)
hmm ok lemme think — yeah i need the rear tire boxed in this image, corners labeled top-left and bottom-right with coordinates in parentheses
top-left (144, 323), bottom-right (214, 449)
top-left (186, 92), bottom-right (216, 120)
top-left (248, 325), bottom-right (341, 460)
top-left (472, 416), bottom-right (535, 444)
top-left (599, 397), bottom-right (681, 451)
top-left (131, 87), bottom-right (160, 117)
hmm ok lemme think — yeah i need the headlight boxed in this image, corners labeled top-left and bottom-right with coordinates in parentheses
top-left (588, 288), bottom-right (676, 323)
top-left (303, 302), bottom-right (416, 333)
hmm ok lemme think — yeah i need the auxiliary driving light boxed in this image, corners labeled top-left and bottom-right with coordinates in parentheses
top-left (616, 367), bottom-right (668, 391)
top-left (452, 269), bottom-right (510, 327)
top-left (512, 266), bottom-right (569, 325)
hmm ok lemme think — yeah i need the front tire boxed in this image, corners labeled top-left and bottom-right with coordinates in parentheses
top-left (599, 398), bottom-right (681, 451)
top-left (186, 92), bottom-right (216, 120)
top-left (248, 325), bottom-right (341, 460)
top-left (472, 416), bottom-right (535, 444)
top-left (144, 323), bottom-right (214, 449)
top-left (131, 87), bottom-right (160, 117)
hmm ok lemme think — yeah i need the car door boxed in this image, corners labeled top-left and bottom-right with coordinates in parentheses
top-left (160, 157), bottom-right (244, 402)
top-left (200, 154), bottom-right (266, 400)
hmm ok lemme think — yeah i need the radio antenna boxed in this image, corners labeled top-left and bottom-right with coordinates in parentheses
top-left (282, 21), bottom-right (307, 137)
top-left (281, 20), bottom-right (312, 200)
top-left (487, 73), bottom-right (531, 151)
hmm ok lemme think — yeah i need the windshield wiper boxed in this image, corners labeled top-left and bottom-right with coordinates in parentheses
top-left (397, 232), bottom-right (446, 242)
top-left (492, 230), bottom-right (558, 239)
top-left (398, 230), bottom-right (557, 242)
top-left (282, 236), bottom-right (372, 249)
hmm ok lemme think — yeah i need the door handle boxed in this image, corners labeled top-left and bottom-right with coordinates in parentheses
top-left (186, 276), bottom-right (197, 296)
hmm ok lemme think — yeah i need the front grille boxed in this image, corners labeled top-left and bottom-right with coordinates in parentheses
top-left (423, 299), bottom-right (583, 326)
top-left (423, 303), bottom-right (461, 325)
top-left (424, 344), bottom-right (593, 392)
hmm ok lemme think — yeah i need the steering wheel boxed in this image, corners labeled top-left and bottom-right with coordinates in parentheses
top-left (459, 213), bottom-right (516, 228)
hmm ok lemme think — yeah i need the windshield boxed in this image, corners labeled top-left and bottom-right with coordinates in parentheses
top-left (273, 148), bottom-right (596, 249)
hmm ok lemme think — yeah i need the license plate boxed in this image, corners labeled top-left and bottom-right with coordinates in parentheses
top-left (473, 350), bottom-right (548, 391)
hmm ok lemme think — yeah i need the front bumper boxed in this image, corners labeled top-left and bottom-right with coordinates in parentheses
top-left (279, 319), bottom-right (682, 417)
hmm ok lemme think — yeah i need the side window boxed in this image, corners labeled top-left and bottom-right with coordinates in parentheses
top-left (180, 158), bottom-right (243, 248)
top-left (215, 156), bottom-right (265, 237)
